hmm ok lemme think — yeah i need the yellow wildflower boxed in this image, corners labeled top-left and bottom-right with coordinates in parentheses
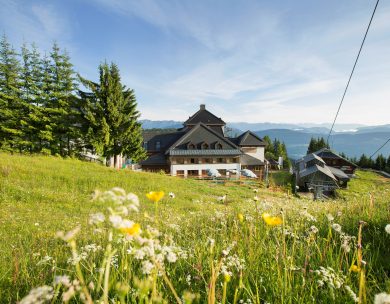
top-left (224, 273), bottom-right (231, 282)
top-left (237, 213), bottom-right (244, 223)
top-left (146, 191), bottom-right (164, 203)
top-left (262, 213), bottom-right (283, 226)
top-left (350, 265), bottom-right (360, 273)
top-left (120, 223), bottom-right (141, 236)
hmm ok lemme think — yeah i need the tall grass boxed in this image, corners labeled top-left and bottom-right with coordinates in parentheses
top-left (0, 153), bottom-right (389, 303)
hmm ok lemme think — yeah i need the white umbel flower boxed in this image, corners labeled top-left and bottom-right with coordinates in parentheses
top-left (385, 224), bottom-right (390, 235)
top-left (374, 292), bottom-right (390, 304)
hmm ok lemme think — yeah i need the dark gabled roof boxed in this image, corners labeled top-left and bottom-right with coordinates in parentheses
top-left (241, 154), bottom-right (265, 166)
top-left (314, 148), bottom-right (357, 168)
top-left (142, 131), bottom-right (185, 152)
top-left (140, 153), bottom-right (168, 166)
top-left (298, 164), bottom-right (337, 181)
top-left (236, 131), bottom-right (266, 146)
top-left (297, 153), bottom-right (325, 164)
top-left (166, 122), bottom-right (238, 154)
top-left (184, 106), bottom-right (225, 126)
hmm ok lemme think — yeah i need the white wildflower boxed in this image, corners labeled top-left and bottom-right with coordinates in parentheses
top-left (109, 215), bottom-right (123, 228)
top-left (375, 292), bottom-right (390, 304)
top-left (186, 274), bottom-right (191, 285)
top-left (62, 285), bottom-right (75, 302)
top-left (344, 285), bottom-right (358, 303)
top-left (166, 251), bottom-right (177, 263)
top-left (169, 192), bottom-right (175, 199)
top-left (89, 212), bottom-right (105, 225)
top-left (56, 226), bottom-right (80, 242)
top-left (19, 285), bottom-right (54, 304)
top-left (141, 260), bottom-right (154, 275)
top-left (53, 275), bottom-right (71, 287)
top-left (310, 226), bottom-right (319, 234)
top-left (332, 223), bottom-right (342, 233)
top-left (34, 222), bottom-right (39, 226)
top-left (327, 214), bottom-right (334, 222)
top-left (37, 255), bottom-right (53, 266)
top-left (385, 224), bottom-right (390, 235)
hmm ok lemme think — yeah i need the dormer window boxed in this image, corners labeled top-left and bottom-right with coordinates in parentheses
top-left (216, 143), bottom-right (223, 149)
top-left (155, 141), bottom-right (161, 150)
top-left (201, 143), bottom-right (209, 150)
top-left (187, 142), bottom-right (195, 150)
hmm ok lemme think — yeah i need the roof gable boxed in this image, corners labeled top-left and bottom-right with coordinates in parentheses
top-left (236, 131), bottom-right (266, 146)
top-left (184, 106), bottom-right (225, 126)
top-left (167, 123), bottom-right (238, 153)
top-left (314, 148), bottom-right (357, 168)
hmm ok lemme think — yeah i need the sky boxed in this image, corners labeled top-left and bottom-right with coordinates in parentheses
top-left (1, 0), bottom-right (389, 125)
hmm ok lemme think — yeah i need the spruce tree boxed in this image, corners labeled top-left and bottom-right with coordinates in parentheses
top-left (0, 34), bottom-right (23, 151)
top-left (79, 62), bottom-right (146, 166)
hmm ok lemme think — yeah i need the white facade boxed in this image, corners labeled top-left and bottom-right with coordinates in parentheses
top-left (244, 147), bottom-right (265, 162)
top-left (171, 162), bottom-right (241, 177)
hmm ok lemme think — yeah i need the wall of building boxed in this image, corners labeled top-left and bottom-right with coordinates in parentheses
top-left (242, 147), bottom-right (265, 162)
top-left (170, 163), bottom-right (241, 176)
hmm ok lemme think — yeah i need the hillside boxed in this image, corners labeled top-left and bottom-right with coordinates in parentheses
top-left (0, 153), bottom-right (389, 303)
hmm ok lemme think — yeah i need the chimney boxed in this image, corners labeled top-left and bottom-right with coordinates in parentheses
top-left (200, 104), bottom-right (206, 110)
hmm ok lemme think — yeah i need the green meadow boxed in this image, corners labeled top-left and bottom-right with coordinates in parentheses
top-left (0, 153), bottom-right (389, 303)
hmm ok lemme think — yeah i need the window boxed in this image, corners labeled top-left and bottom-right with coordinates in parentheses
top-left (217, 158), bottom-right (225, 163)
top-left (143, 141), bottom-right (148, 149)
top-left (216, 143), bottom-right (223, 149)
top-left (190, 158), bottom-right (196, 164)
top-left (188, 143), bottom-right (195, 150)
top-left (202, 143), bottom-right (209, 150)
top-left (155, 141), bottom-right (161, 150)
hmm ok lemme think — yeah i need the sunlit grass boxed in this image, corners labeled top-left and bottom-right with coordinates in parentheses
top-left (0, 153), bottom-right (389, 303)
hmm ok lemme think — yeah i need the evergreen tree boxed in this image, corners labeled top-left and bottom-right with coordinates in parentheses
top-left (375, 154), bottom-right (386, 171)
top-left (79, 62), bottom-right (146, 167)
top-left (19, 43), bottom-right (43, 152)
top-left (307, 137), bottom-right (329, 154)
top-left (0, 35), bottom-right (23, 151)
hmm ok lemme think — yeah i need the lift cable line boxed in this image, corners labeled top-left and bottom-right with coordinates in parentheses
top-left (326, 0), bottom-right (380, 146)
top-left (369, 137), bottom-right (390, 159)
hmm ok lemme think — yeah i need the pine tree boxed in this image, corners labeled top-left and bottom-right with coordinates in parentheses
top-left (19, 43), bottom-right (44, 152)
top-left (0, 35), bottom-right (23, 151)
top-left (79, 62), bottom-right (146, 166)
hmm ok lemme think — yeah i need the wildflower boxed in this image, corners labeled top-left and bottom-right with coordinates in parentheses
top-left (19, 286), bottom-right (54, 304)
top-left (53, 275), bottom-right (71, 287)
top-left (349, 265), bottom-right (360, 273)
top-left (109, 215), bottom-right (123, 228)
top-left (327, 214), bottom-right (334, 222)
top-left (120, 223), bottom-right (141, 237)
top-left (374, 292), bottom-right (390, 304)
top-left (169, 192), bottom-right (175, 199)
top-left (146, 191), bottom-right (164, 203)
top-left (34, 222), bottom-right (39, 226)
top-left (56, 226), bottom-right (80, 242)
top-left (310, 225), bottom-right (319, 234)
top-left (262, 213), bottom-right (283, 226)
top-left (141, 260), bottom-right (154, 275)
top-left (385, 224), bottom-right (390, 235)
top-left (62, 285), bottom-right (75, 302)
top-left (253, 196), bottom-right (259, 201)
top-left (344, 285), bottom-right (358, 303)
top-left (237, 213), bottom-right (244, 223)
top-left (253, 189), bottom-right (259, 193)
top-left (89, 212), bottom-right (105, 225)
top-left (332, 223), bottom-right (342, 233)
top-left (224, 273), bottom-right (231, 282)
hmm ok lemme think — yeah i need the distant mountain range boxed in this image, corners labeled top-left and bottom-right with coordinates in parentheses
top-left (140, 120), bottom-right (390, 159)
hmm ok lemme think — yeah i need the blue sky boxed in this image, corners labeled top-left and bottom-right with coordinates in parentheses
top-left (1, 0), bottom-right (389, 125)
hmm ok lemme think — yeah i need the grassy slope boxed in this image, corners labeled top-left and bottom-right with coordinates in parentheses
top-left (0, 153), bottom-right (389, 303)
